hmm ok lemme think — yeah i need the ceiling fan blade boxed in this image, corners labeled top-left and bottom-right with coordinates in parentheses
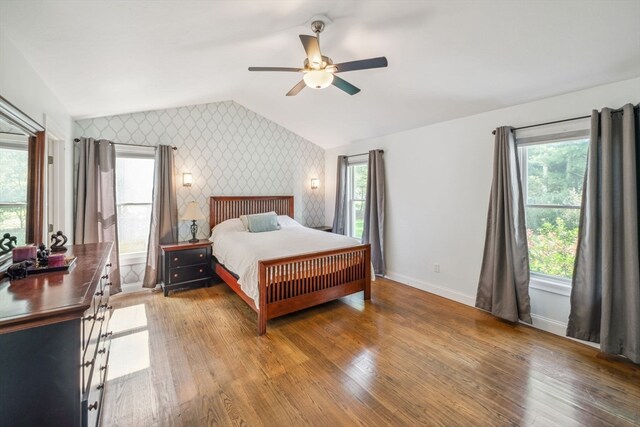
top-left (248, 67), bottom-right (302, 72)
top-left (334, 57), bottom-right (388, 73)
top-left (286, 80), bottom-right (306, 96)
top-left (299, 35), bottom-right (322, 68)
top-left (332, 76), bottom-right (360, 95)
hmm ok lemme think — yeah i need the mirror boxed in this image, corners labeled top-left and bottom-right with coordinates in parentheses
top-left (0, 96), bottom-right (45, 269)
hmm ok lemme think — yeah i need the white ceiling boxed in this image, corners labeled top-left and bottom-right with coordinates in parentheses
top-left (1, 0), bottom-right (639, 148)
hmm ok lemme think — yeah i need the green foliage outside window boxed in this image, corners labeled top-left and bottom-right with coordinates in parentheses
top-left (522, 139), bottom-right (588, 279)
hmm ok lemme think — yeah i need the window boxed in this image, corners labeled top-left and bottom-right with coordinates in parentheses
top-left (518, 133), bottom-right (589, 282)
top-left (115, 149), bottom-right (155, 255)
top-left (0, 136), bottom-right (29, 246)
top-left (347, 162), bottom-right (368, 240)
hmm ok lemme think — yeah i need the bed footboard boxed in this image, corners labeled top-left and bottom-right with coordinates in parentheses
top-left (257, 244), bottom-right (371, 335)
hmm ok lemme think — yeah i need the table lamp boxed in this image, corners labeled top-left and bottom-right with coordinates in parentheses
top-left (181, 201), bottom-right (205, 243)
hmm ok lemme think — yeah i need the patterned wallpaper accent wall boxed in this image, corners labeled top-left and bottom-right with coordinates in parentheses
top-left (74, 100), bottom-right (325, 286)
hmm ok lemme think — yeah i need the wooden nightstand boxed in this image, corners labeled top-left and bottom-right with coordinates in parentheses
top-left (311, 225), bottom-right (333, 232)
top-left (159, 240), bottom-right (212, 296)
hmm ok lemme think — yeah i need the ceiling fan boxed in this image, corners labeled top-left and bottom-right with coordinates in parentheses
top-left (248, 20), bottom-right (388, 96)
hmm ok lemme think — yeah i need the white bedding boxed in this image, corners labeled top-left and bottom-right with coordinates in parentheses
top-left (209, 216), bottom-right (368, 305)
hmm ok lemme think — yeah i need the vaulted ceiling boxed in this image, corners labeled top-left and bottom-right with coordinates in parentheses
top-left (1, 0), bottom-right (639, 148)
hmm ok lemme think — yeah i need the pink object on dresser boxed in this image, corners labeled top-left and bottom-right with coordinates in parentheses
top-left (47, 254), bottom-right (66, 268)
top-left (12, 246), bottom-right (36, 262)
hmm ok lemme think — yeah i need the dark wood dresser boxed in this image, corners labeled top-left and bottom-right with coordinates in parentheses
top-left (160, 240), bottom-right (212, 296)
top-left (0, 243), bottom-right (114, 427)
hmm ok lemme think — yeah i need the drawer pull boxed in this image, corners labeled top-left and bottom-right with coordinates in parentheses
top-left (83, 360), bottom-right (94, 368)
top-left (199, 268), bottom-right (203, 273)
top-left (100, 365), bottom-right (107, 371)
top-left (98, 348), bottom-right (106, 354)
top-left (101, 331), bottom-right (113, 339)
top-left (174, 273), bottom-right (179, 278)
top-left (95, 290), bottom-right (104, 297)
top-left (106, 263), bottom-right (112, 267)
top-left (96, 316), bottom-right (105, 322)
top-left (101, 274), bottom-right (109, 280)
top-left (88, 401), bottom-right (98, 411)
top-left (199, 253), bottom-right (204, 258)
top-left (97, 383), bottom-right (104, 390)
top-left (173, 257), bottom-right (178, 261)
top-left (84, 314), bottom-right (95, 322)
top-left (99, 303), bottom-right (108, 309)
top-left (107, 305), bottom-right (113, 310)
top-left (105, 282), bottom-right (113, 287)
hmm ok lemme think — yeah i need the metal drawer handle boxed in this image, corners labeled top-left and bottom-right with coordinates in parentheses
top-left (101, 274), bottom-right (109, 280)
top-left (199, 253), bottom-right (204, 258)
top-left (98, 348), bottom-right (106, 354)
top-left (95, 291), bottom-right (104, 297)
top-left (96, 316), bottom-right (105, 322)
top-left (101, 331), bottom-right (113, 339)
top-left (100, 365), bottom-right (107, 371)
top-left (83, 359), bottom-right (94, 368)
top-left (106, 263), bottom-right (112, 267)
top-left (105, 282), bottom-right (112, 287)
top-left (84, 314), bottom-right (95, 322)
top-left (174, 257), bottom-right (178, 261)
top-left (88, 401), bottom-right (98, 411)
top-left (174, 273), bottom-right (178, 278)
top-left (97, 383), bottom-right (104, 390)
top-left (199, 268), bottom-right (203, 273)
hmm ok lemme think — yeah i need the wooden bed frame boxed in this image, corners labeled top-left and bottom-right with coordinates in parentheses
top-left (209, 196), bottom-right (371, 335)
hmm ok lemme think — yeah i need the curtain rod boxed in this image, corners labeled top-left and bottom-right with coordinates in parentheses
top-left (345, 149), bottom-right (384, 158)
top-left (73, 138), bottom-right (177, 150)
top-left (491, 115), bottom-right (591, 135)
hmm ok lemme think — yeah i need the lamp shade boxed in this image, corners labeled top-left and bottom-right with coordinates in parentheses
top-left (180, 201), bottom-right (205, 220)
top-left (303, 70), bottom-right (334, 89)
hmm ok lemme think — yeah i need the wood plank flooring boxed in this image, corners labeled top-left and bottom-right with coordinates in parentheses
top-left (102, 278), bottom-right (640, 426)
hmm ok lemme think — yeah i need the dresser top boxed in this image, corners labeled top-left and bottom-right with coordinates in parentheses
top-left (0, 242), bottom-right (112, 333)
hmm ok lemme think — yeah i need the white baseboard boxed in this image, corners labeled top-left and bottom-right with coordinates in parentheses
top-left (529, 313), bottom-right (568, 336)
top-left (385, 270), bottom-right (476, 306)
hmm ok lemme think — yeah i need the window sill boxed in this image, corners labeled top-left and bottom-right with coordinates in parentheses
top-left (119, 251), bottom-right (147, 266)
top-left (530, 274), bottom-right (572, 297)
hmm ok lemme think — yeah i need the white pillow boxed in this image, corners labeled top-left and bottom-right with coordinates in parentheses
top-left (240, 211), bottom-right (278, 230)
top-left (277, 215), bottom-right (302, 228)
top-left (209, 218), bottom-right (246, 242)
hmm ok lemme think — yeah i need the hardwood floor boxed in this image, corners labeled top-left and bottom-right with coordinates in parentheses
top-left (102, 278), bottom-right (640, 426)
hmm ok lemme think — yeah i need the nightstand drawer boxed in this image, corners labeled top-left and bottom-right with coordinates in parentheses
top-left (169, 248), bottom-right (208, 268)
top-left (168, 264), bottom-right (208, 284)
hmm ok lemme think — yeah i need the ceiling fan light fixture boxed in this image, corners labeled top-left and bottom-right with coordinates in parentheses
top-left (303, 70), bottom-right (334, 89)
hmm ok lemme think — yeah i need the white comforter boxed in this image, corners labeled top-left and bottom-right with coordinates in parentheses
top-left (209, 216), bottom-right (366, 305)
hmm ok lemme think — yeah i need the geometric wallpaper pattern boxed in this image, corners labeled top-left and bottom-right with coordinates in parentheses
top-left (75, 100), bottom-right (326, 239)
top-left (75, 100), bottom-right (326, 286)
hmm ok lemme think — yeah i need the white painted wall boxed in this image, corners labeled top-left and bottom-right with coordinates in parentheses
top-left (0, 29), bottom-right (74, 241)
top-left (325, 77), bottom-right (640, 337)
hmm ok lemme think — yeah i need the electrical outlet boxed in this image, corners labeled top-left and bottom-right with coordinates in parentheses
top-left (434, 263), bottom-right (440, 273)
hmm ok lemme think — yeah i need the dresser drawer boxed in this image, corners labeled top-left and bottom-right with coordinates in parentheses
top-left (169, 247), bottom-right (208, 268)
top-left (168, 264), bottom-right (208, 284)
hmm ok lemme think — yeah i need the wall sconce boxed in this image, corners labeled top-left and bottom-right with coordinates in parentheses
top-left (183, 173), bottom-right (193, 187)
top-left (310, 178), bottom-right (320, 190)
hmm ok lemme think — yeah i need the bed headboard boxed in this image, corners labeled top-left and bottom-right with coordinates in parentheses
top-left (209, 196), bottom-right (294, 230)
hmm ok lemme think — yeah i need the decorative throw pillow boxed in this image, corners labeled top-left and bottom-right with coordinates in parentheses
top-left (240, 211), bottom-right (277, 230)
top-left (246, 212), bottom-right (281, 233)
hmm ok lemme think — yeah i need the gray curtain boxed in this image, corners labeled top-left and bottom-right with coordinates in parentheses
top-left (476, 127), bottom-right (531, 323)
top-left (363, 150), bottom-right (385, 275)
top-left (332, 155), bottom-right (348, 235)
top-left (143, 145), bottom-right (178, 288)
top-left (74, 138), bottom-right (122, 294)
top-left (567, 104), bottom-right (639, 363)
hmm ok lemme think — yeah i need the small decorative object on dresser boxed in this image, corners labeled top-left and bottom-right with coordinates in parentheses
top-left (160, 240), bottom-right (212, 296)
top-left (311, 225), bottom-right (333, 232)
top-left (50, 230), bottom-right (68, 252)
top-left (181, 201), bottom-right (206, 243)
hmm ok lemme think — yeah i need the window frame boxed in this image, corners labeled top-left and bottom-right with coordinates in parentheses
top-left (346, 160), bottom-right (368, 240)
top-left (114, 145), bottom-right (155, 262)
top-left (0, 137), bottom-right (29, 247)
top-left (516, 128), bottom-right (589, 295)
